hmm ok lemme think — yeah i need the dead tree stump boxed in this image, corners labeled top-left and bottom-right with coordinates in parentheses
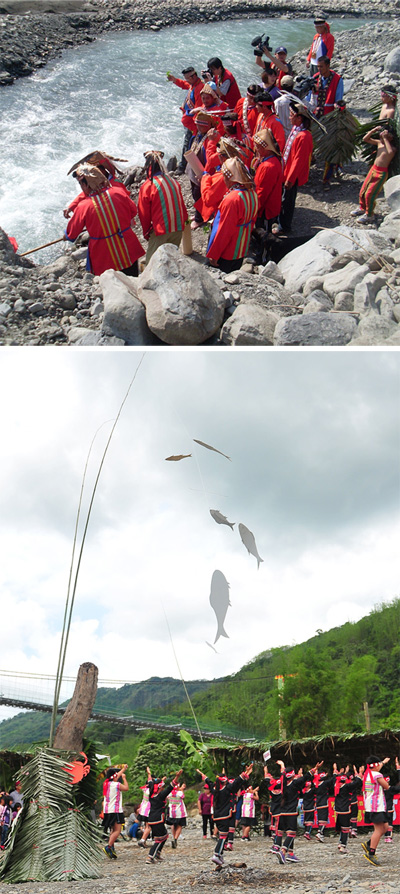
top-left (53, 661), bottom-right (98, 751)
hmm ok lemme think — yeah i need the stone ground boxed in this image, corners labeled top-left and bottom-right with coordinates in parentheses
top-left (0, 821), bottom-right (398, 894)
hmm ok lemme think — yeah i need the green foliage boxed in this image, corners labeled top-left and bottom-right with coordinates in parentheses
top-left (355, 103), bottom-right (400, 177)
top-left (312, 107), bottom-right (360, 165)
top-left (0, 748), bottom-right (101, 882)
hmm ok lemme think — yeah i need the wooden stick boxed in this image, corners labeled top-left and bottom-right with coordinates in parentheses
top-left (20, 237), bottom-right (65, 257)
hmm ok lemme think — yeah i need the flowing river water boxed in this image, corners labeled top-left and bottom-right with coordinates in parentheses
top-left (0, 17), bottom-right (366, 261)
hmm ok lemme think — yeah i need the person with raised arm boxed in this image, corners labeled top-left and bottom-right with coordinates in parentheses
top-left (197, 763), bottom-right (253, 867)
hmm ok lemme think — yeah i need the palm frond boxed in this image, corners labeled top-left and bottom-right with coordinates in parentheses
top-left (312, 108), bottom-right (360, 165)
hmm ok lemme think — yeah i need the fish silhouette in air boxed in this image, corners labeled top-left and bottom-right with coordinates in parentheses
top-left (193, 439), bottom-right (231, 461)
top-left (209, 509), bottom-right (235, 530)
top-left (210, 570), bottom-right (231, 644)
top-left (165, 454), bottom-right (192, 461)
top-left (238, 523), bottom-right (264, 569)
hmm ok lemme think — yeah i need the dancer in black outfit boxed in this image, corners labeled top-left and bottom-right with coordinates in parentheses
top-left (198, 764), bottom-right (253, 867)
top-left (146, 769), bottom-right (183, 865)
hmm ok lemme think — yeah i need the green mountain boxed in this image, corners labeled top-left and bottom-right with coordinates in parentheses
top-left (1, 599), bottom-right (398, 750)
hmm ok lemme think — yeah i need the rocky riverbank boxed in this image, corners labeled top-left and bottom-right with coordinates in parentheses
top-left (0, 820), bottom-right (398, 894)
top-left (1, 20), bottom-right (400, 346)
top-left (0, 0), bottom-right (398, 87)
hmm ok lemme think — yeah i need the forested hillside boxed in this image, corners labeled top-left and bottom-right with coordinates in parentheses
top-left (1, 599), bottom-right (398, 749)
top-left (165, 599), bottom-right (399, 739)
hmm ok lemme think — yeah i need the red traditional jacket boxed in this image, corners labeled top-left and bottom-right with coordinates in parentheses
top-left (138, 173), bottom-right (188, 239)
top-left (283, 128), bottom-right (313, 187)
top-left (172, 76), bottom-right (205, 133)
top-left (207, 186), bottom-right (259, 261)
top-left (182, 100), bottom-right (229, 136)
top-left (67, 178), bottom-right (130, 216)
top-left (65, 185), bottom-right (144, 275)
top-left (195, 170), bottom-right (227, 221)
top-left (254, 154), bottom-right (283, 219)
top-left (254, 111), bottom-right (286, 152)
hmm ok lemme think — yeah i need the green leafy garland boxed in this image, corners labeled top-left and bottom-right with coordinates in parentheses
top-left (0, 747), bottom-right (102, 883)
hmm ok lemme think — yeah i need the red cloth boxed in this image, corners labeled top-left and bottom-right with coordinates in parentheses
top-left (66, 184), bottom-right (144, 275)
top-left (195, 170), bottom-right (227, 220)
top-left (254, 111), bottom-right (286, 153)
top-left (138, 173), bottom-right (187, 239)
top-left (207, 187), bottom-right (259, 261)
top-left (254, 154), bottom-right (283, 219)
top-left (67, 178), bottom-right (130, 216)
top-left (307, 26), bottom-right (334, 64)
top-left (283, 128), bottom-right (313, 187)
top-left (173, 76), bottom-right (205, 132)
top-left (182, 100), bottom-right (229, 137)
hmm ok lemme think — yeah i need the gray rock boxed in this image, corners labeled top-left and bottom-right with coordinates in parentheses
top-left (334, 291), bottom-right (354, 312)
top-left (99, 269), bottom-right (154, 346)
top-left (13, 298), bottom-right (26, 313)
top-left (59, 293), bottom-right (77, 310)
top-left (323, 262), bottom-right (369, 299)
top-left (353, 271), bottom-right (391, 314)
top-left (138, 245), bottom-right (225, 345)
top-left (302, 276), bottom-right (324, 298)
top-left (379, 208), bottom-right (400, 240)
top-left (384, 46), bottom-right (400, 73)
top-left (0, 302), bottom-right (12, 317)
top-left (259, 260), bottom-right (285, 284)
top-left (349, 312), bottom-right (398, 344)
top-left (221, 304), bottom-right (279, 345)
top-left (384, 175), bottom-right (400, 211)
top-left (29, 302), bottom-right (46, 315)
top-left (278, 227), bottom-right (391, 294)
top-left (40, 255), bottom-right (71, 278)
top-left (71, 247), bottom-right (88, 262)
top-left (73, 332), bottom-right (126, 346)
top-left (274, 312), bottom-right (358, 346)
top-left (303, 290), bottom-right (333, 313)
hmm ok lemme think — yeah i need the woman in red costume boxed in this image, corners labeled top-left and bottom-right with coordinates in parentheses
top-left (65, 164), bottom-right (144, 276)
top-left (206, 157), bottom-right (259, 273)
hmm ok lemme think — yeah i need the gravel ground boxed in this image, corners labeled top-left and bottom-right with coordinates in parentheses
top-left (1, 821), bottom-right (398, 893)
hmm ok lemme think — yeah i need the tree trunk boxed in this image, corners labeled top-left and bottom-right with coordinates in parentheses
top-left (53, 662), bottom-right (98, 751)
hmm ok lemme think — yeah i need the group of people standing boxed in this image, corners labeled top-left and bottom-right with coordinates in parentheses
top-left (0, 781), bottom-right (23, 849)
top-left (60, 15), bottom-right (397, 279)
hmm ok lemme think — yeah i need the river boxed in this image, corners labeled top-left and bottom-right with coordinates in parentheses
top-left (0, 17), bottom-right (366, 261)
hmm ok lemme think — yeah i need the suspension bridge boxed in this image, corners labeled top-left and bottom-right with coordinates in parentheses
top-left (0, 669), bottom-right (253, 743)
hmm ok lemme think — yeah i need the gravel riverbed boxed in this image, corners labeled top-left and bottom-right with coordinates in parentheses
top-left (0, 821), bottom-right (398, 894)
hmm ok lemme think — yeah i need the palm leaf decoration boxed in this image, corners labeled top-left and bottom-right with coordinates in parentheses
top-left (0, 747), bottom-right (102, 882)
top-left (354, 102), bottom-right (400, 177)
top-left (312, 106), bottom-right (360, 165)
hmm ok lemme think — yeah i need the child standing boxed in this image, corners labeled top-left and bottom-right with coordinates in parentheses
top-left (351, 128), bottom-right (397, 224)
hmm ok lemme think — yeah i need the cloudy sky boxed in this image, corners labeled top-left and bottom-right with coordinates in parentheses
top-left (0, 348), bottom-right (399, 722)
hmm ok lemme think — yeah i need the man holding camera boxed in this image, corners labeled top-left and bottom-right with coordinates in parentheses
top-left (253, 36), bottom-right (293, 87)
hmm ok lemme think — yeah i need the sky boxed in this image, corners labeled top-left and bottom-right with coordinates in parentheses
top-left (0, 348), bottom-right (399, 723)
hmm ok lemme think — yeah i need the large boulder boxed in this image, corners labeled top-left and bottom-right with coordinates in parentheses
top-left (99, 269), bottom-right (155, 345)
top-left (353, 271), bottom-right (392, 316)
top-left (277, 227), bottom-right (393, 293)
top-left (274, 311), bottom-right (358, 346)
top-left (384, 175), bottom-right (400, 212)
top-left (384, 46), bottom-right (400, 73)
top-left (221, 304), bottom-right (279, 345)
top-left (137, 245), bottom-right (225, 345)
top-left (349, 312), bottom-right (398, 345)
top-left (379, 208), bottom-right (400, 241)
top-left (322, 262), bottom-right (369, 299)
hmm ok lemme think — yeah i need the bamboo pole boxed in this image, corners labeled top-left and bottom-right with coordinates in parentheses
top-left (20, 237), bottom-right (65, 257)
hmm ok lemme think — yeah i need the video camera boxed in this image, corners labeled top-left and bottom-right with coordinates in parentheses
top-left (201, 68), bottom-right (212, 79)
top-left (292, 74), bottom-right (316, 99)
top-left (251, 33), bottom-right (271, 57)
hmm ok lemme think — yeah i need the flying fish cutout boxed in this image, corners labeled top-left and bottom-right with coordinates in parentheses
top-left (209, 509), bottom-right (235, 530)
top-left (193, 439), bottom-right (231, 461)
top-left (165, 454), bottom-right (192, 461)
top-left (238, 523), bottom-right (264, 569)
top-left (206, 641), bottom-right (219, 653)
top-left (210, 570), bottom-right (231, 644)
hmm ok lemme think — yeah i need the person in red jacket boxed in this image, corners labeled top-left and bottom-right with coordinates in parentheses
top-left (206, 157), bottom-right (259, 273)
top-left (64, 164), bottom-right (144, 276)
top-left (235, 85), bottom-right (259, 143)
top-left (206, 57), bottom-right (241, 109)
top-left (306, 17), bottom-right (335, 75)
top-left (253, 92), bottom-right (286, 153)
top-left (63, 151), bottom-right (130, 218)
top-left (187, 110), bottom-right (221, 229)
top-left (138, 150), bottom-right (188, 262)
top-left (167, 66), bottom-right (205, 173)
top-left (272, 101), bottom-right (313, 235)
top-left (195, 136), bottom-right (245, 223)
top-left (253, 128), bottom-right (283, 229)
top-left (313, 57), bottom-right (344, 118)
